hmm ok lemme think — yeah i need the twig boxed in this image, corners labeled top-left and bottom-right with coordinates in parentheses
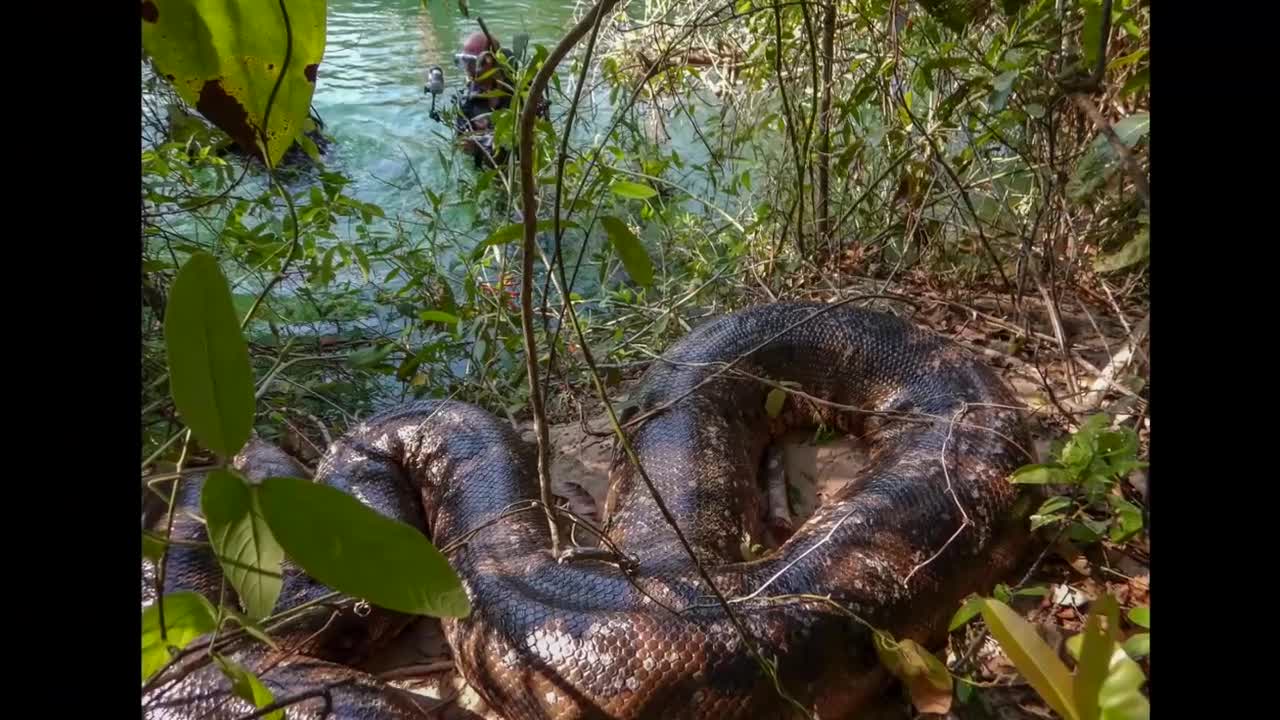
top-left (903, 405), bottom-right (973, 584)
top-left (155, 429), bottom-right (194, 642)
top-left (520, 0), bottom-right (625, 558)
top-left (1073, 312), bottom-right (1148, 413)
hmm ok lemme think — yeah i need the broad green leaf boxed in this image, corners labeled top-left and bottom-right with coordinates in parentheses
top-left (609, 180), bottom-right (658, 200)
top-left (142, 591), bottom-right (218, 682)
top-left (1098, 647), bottom-right (1150, 720)
top-left (1094, 229), bottom-right (1148, 273)
top-left (214, 655), bottom-right (281, 720)
top-left (143, 531), bottom-right (167, 561)
top-left (1127, 606), bottom-right (1148, 629)
top-left (419, 310), bottom-right (460, 325)
top-left (202, 470), bottom-right (283, 620)
top-left (1010, 464), bottom-right (1072, 485)
top-left (1081, 0), bottom-right (1104, 71)
top-left (298, 133), bottom-right (321, 163)
top-left (599, 216), bottom-right (654, 286)
top-left (1068, 519), bottom-right (1107, 544)
top-left (470, 219), bottom-right (579, 260)
top-left (1075, 595), bottom-right (1119, 720)
top-left (979, 598), bottom-right (1080, 720)
top-left (988, 70), bottom-right (1018, 111)
top-left (1107, 497), bottom-right (1144, 542)
top-left (164, 252), bottom-right (255, 457)
top-left (258, 476), bottom-right (470, 617)
top-left (765, 388), bottom-right (787, 418)
top-left (1067, 112), bottom-right (1150, 202)
top-left (949, 595), bottom-right (983, 631)
top-left (1122, 633), bottom-right (1149, 659)
top-left (141, 0), bottom-right (328, 167)
top-left (1121, 68), bottom-right (1148, 98)
top-left (1038, 496), bottom-right (1074, 515)
top-left (874, 632), bottom-right (953, 714)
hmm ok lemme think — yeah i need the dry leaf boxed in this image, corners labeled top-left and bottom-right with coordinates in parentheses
top-left (874, 632), bottom-right (953, 714)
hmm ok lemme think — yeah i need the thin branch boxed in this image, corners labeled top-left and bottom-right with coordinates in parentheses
top-left (519, 0), bottom-right (625, 558)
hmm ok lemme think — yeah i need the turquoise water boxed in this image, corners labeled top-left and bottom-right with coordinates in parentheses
top-left (314, 0), bottom-right (589, 215)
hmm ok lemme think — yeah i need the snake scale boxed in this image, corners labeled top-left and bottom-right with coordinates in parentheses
top-left (142, 301), bottom-right (1038, 719)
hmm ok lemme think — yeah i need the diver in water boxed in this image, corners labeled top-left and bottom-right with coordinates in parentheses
top-left (426, 27), bottom-right (545, 168)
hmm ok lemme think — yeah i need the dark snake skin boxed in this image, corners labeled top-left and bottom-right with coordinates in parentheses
top-left (142, 301), bottom-right (1038, 719)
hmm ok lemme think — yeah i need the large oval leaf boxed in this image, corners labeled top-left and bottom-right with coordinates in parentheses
top-left (165, 252), bottom-right (255, 458)
top-left (979, 598), bottom-right (1081, 720)
top-left (599, 216), bottom-right (653, 286)
top-left (141, 0), bottom-right (328, 167)
top-left (257, 476), bottom-right (470, 618)
top-left (609, 180), bottom-right (658, 200)
top-left (142, 591), bottom-right (218, 682)
top-left (202, 469), bottom-right (284, 620)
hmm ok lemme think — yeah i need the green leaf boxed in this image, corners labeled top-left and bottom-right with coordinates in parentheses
top-left (1098, 647), bottom-right (1150, 720)
top-left (765, 388), bottom-right (787, 418)
top-left (1094, 228), bottom-right (1149, 273)
top-left (949, 595), bottom-right (983, 631)
top-left (214, 656), bottom-right (281, 720)
top-left (1038, 495), bottom-right (1074, 515)
top-left (988, 70), bottom-right (1018, 111)
top-left (1120, 68), bottom-right (1148, 98)
top-left (353, 245), bottom-right (370, 283)
top-left (599, 216), bottom-right (654, 286)
top-left (202, 469), bottom-right (283, 620)
top-left (164, 252), bottom-right (255, 458)
top-left (1081, 0), bottom-right (1105, 71)
top-left (1025, 103), bottom-right (1046, 118)
top-left (143, 531), bottom-right (167, 561)
top-left (1107, 497), bottom-right (1144, 542)
top-left (258, 476), bottom-right (471, 617)
top-left (1122, 633), bottom-right (1149, 660)
top-left (1068, 519), bottom-right (1107, 544)
top-left (1075, 595), bottom-right (1119, 720)
top-left (1126, 606), bottom-right (1149, 629)
top-left (979, 598), bottom-right (1081, 720)
top-left (419, 310), bottom-right (460, 325)
top-left (609, 180), bottom-right (659, 200)
top-left (298, 133), bottom-right (321, 163)
top-left (141, 0), bottom-right (328, 167)
top-left (348, 343), bottom-right (396, 369)
top-left (1067, 112), bottom-right (1150, 201)
top-left (917, 0), bottom-right (980, 32)
top-left (224, 608), bottom-right (279, 649)
top-left (1010, 464), bottom-right (1072, 485)
top-left (874, 632), bottom-right (953, 714)
top-left (142, 591), bottom-right (218, 682)
top-left (471, 219), bottom-right (579, 260)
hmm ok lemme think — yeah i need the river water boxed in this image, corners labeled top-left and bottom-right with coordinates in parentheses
top-left (315, 0), bottom-right (590, 216)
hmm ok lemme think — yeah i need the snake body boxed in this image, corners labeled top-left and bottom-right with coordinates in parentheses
top-left (142, 301), bottom-right (1037, 719)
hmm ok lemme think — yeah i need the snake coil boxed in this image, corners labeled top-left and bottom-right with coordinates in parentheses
top-left (143, 301), bottom-right (1038, 719)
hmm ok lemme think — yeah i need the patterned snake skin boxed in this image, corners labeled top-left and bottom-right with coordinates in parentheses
top-left (142, 301), bottom-right (1038, 719)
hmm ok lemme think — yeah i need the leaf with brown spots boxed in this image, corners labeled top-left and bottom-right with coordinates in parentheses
top-left (874, 631), bottom-right (953, 714)
top-left (140, 0), bottom-right (326, 167)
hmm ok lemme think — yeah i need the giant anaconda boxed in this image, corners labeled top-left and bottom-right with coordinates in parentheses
top-left (142, 301), bottom-right (1038, 719)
